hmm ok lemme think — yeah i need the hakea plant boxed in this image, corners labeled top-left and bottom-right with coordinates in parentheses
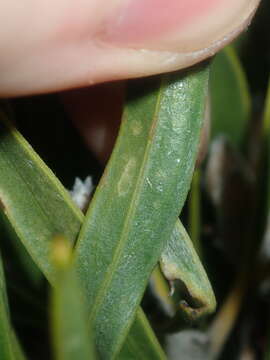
top-left (0, 1), bottom-right (262, 360)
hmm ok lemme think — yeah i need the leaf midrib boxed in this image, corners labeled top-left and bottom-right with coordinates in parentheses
top-left (85, 79), bottom-right (166, 330)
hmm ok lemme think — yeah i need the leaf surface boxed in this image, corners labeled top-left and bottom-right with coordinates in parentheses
top-left (160, 221), bottom-right (216, 321)
top-left (0, 114), bottom-right (83, 283)
top-left (0, 112), bottom-right (165, 359)
top-left (51, 238), bottom-right (96, 360)
top-left (74, 67), bottom-right (210, 358)
top-left (210, 46), bottom-right (251, 147)
top-left (117, 308), bottom-right (165, 360)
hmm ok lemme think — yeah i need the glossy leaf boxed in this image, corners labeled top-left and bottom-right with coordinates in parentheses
top-left (0, 112), bottom-right (83, 283)
top-left (210, 46), bottom-right (251, 147)
top-left (74, 67), bottom-right (210, 359)
top-left (0, 68), bottom-right (213, 360)
top-left (0, 111), bottom-right (165, 359)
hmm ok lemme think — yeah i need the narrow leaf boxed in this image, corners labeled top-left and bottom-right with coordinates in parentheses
top-left (160, 221), bottom-right (216, 321)
top-left (51, 237), bottom-right (96, 360)
top-left (118, 309), bottom-right (166, 360)
top-left (0, 111), bottom-right (165, 358)
top-left (188, 170), bottom-right (202, 257)
top-left (0, 251), bottom-right (26, 360)
top-left (210, 46), bottom-right (251, 147)
top-left (0, 87), bottom-right (214, 359)
top-left (74, 67), bottom-right (210, 358)
top-left (0, 113), bottom-right (83, 283)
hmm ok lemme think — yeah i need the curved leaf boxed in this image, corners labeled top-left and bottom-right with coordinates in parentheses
top-left (0, 114), bottom-right (83, 283)
top-left (160, 221), bottom-right (216, 321)
top-left (0, 68), bottom-right (213, 360)
top-left (0, 112), bottom-right (165, 359)
top-left (74, 67), bottom-right (210, 358)
top-left (210, 46), bottom-right (251, 147)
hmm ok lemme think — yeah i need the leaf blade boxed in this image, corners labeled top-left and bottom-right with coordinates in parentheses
top-left (0, 252), bottom-right (26, 360)
top-left (74, 67), bottom-right (210, 358)
top-left (0, 111), bottom-right (165, 359)
top-left (210, 46), bottom-right (251, 147)
top-left (51, 237), bottom-right (96, 360)
top-left (160, 220), bottom-right (216, 320)
top-left (0, 114), bottom-right (83, 282)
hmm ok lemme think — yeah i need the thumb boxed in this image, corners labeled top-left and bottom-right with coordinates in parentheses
top-left (0, 0), bottom-right (260, 96)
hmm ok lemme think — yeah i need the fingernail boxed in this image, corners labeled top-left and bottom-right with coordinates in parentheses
top-left (104, 0), bottom-right (222, 46)
top-left (101, 0), bottom-right (260, 54)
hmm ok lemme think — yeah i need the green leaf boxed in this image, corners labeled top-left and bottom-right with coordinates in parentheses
top-left (0, 68), bottom-right (213, 360)
top-left (11, 334), bottom-right (26, 360)
top-left (0, 252), bottom-right (26, 360)
top-left (210, 46), bottom-right (251, 147)
top-left (0, 111), bottom-right (165, 358)
top-left (74, 67), bottom-right (210, 359)
top-left (149, 266), bottom-right (176, 318)
top-left (0, 212), bottom-right (43, 287)
top-left (160, 221), bottom-right (216, 321)
top-left (0, 114), bottom-right (83, 283)
top-left (118, 309), bottom-right (165, 360)
top-left (188, 170), bottom-right (202, 257)
top-left (51, 237), bottom-right (96, 360)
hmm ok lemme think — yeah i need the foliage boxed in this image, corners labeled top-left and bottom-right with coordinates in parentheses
top-left (0, 2), bottom-right (270, 359)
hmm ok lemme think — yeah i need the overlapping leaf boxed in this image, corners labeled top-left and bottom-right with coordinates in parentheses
top-left (74, 67), bottom-right (211, 358)
top-left (0, 114), bottom-right (83, 283)
top-left (0, 66), bottom-right (214, 360)
top-left (0, 111), bottom-right (166, 359)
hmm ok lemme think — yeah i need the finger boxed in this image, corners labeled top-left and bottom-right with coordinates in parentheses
top-left (0, 0), bottom-right (260, 96)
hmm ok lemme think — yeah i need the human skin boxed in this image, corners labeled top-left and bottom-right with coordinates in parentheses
top-left (0, 0), bottom-right (260, 96)
top-left (0, 0), bottom-right (261, 163)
